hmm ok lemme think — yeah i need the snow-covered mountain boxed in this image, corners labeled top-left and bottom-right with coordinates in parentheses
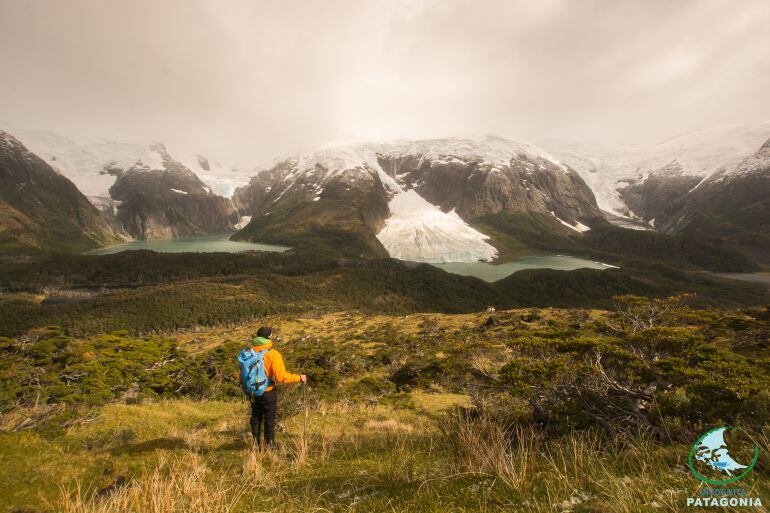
top-left (653, 138), bottom-right (770, 254)
top-left (108, 144), bottom-right (239, 240)
top-left (0, 131), bottom-right (122, 252)
top-left (541, 121), bottom-right (770, 218)
top-left (560, 132), bottom-right (770, 263)
top-left (233, 135), bottom-right (601, 262)
top-left (2, 127), bottom-right (241, 240)
top-left (3, 127), bottom-right (252, 200)
top-left (2, 123), bottom-right (766, 260)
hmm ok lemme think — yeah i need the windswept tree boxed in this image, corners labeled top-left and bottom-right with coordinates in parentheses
top-left (605, 294), bottom-right (693, 334)
top-left (496, 295), bottom-right (770, 439)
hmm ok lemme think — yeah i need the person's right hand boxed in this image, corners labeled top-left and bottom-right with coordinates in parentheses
top-left (300, 374), bottom-right (307, 383)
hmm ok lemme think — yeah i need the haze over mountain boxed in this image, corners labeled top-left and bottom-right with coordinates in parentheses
top-left (2, 1), bottom-right (770, 165)
top-left (541, 121), bottom-right (770, 217)
top-left (2, 127), bottom-right (251, 199)
top-left (1, 1), bottom-right (769, 265)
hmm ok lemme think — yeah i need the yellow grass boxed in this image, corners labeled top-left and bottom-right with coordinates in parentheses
top-left (2, 396), bottom-right (765, 513)
top-left (172, 308), bottom-right (611, 353)
top-left (58, 453), bottom-right (249, 513)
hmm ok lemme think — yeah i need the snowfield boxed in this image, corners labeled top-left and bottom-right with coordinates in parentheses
top-left (551, 211), bottom-right (591, 233)
top-left (3, 127), bottom-right (251, 199)
top-left (541, 121), bottom-right (770, 216)
top-left (234, 215), bottom-right (252, 230)
top-left (282, 135), bottom-right (569, 180)
top-left (376, 189), bottom-right (498, 263)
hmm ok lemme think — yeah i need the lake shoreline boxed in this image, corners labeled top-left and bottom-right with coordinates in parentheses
top-left (713, 272), bottom-right (770, 288)
top-left (429, 255), bottom-right (619, 282)
top-left (87, 232), bottom-right (290, 255)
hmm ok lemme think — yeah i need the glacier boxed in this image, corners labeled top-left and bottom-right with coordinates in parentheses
top-left (376, 189), bottom-right (498, 264)
top-left (3, 126), bottom-right (251, 199)
top-left (541, 121), bottom-right (770, 217)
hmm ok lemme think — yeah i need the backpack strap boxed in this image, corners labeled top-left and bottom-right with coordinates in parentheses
top-left (258, 348), bottom-right (275, 387)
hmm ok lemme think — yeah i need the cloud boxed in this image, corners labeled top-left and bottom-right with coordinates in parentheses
top-left (1, 0), bottom-right (769, 163)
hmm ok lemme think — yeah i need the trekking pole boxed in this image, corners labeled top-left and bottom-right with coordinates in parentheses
top-left (301, 381), bottom-right (308, 444)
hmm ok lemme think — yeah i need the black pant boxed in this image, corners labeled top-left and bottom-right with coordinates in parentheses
top-left (250, 388), bottom-right (277, 448)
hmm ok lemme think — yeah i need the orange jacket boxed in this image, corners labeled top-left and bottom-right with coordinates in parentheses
top-left (247, 340), bottom-right (301, 391)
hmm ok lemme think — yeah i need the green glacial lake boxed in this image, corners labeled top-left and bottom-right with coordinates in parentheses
top-left (431, 255), bottom-right (618, 283)
top-left (89, 235), bottom-right (616, 284)
top-left (89, 233), bottom-right (290, 255)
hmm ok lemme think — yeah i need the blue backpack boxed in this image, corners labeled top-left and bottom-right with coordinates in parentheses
top-left (237, 347), bottom-right (271, 398)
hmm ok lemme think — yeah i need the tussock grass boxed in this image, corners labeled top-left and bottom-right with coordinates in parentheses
top-left (2, 396), bottom-right (768, 513)
top-left (442, 409), bottom-right (541, 490)
top-left (58, 453), bottom-right (249, 513)
top-left (441, 410), bottom-right (770, 513)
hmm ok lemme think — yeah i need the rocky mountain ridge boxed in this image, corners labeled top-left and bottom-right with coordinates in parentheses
top-left (0, 131), bottom-right (122, 252)
top-left (108, 143), bottom-right (239, 240)
top-left (232, 136), bottom-right (602, 261)
top-left (542, 121), bottom-right (770, 218)
top-left (3, 128), bottom-right (239, 241)
top-left (653, 138), bottom-right (770, 261)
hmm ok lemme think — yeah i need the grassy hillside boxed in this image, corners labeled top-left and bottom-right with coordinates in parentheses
top-left (10, 396), bottom-right (766, 513)
top-left (1, 303), bottom-right (768, 512)
top-left (232, 174), bottom-right (390, 259)
top-left (0, 226), bottom-right (767, 512)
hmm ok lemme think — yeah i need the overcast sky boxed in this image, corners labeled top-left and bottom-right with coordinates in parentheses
top-left (1, 0), bottom-right (769, 163)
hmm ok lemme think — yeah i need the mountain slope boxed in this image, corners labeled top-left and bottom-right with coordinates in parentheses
top-left (617, 162), bottom-right (702, 224)
top-left (6, 127), bottom-right (252, 198)
top-left (654, 138), bottom-right (770, 262)
top-left (233, 136), bottom-right (602, 261)
top-left (109, 144), bottom-right (239, 240)
top-left (0, 131), bottom-right (121, 253)
top-left (232, 155), bottom-right (391, 258)
top-left (542, 121), bottom-right (770, 218)
top-left (5, 128), bottom-right (240, 241)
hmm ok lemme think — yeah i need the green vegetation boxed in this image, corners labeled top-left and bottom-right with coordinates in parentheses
top-left (232, 175), bottom-right (390, 259)
top-left (0, 299), bottom-right (768, 512)
top-left (0, 249), bottom-right (338, 291)
top-left (0, 215), bottom-right (768, 512)
top-left (582, 225), bottom-right (761, 272)
top-left (475, 212), bottom-right (760, 272)
top-left (1, 249), bottom-right (766, 338)
top-left (11, 396), bottom-right (767, 513)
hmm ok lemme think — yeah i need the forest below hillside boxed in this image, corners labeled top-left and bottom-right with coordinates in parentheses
top-left (0, 247), bottom-right (766, 338)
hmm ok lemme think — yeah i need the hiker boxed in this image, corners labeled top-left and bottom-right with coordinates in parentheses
top-left (237, 326), bottom-right (307, 449)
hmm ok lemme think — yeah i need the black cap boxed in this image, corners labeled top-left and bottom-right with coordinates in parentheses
top-left (256, 326), bottom-right (272, 339)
